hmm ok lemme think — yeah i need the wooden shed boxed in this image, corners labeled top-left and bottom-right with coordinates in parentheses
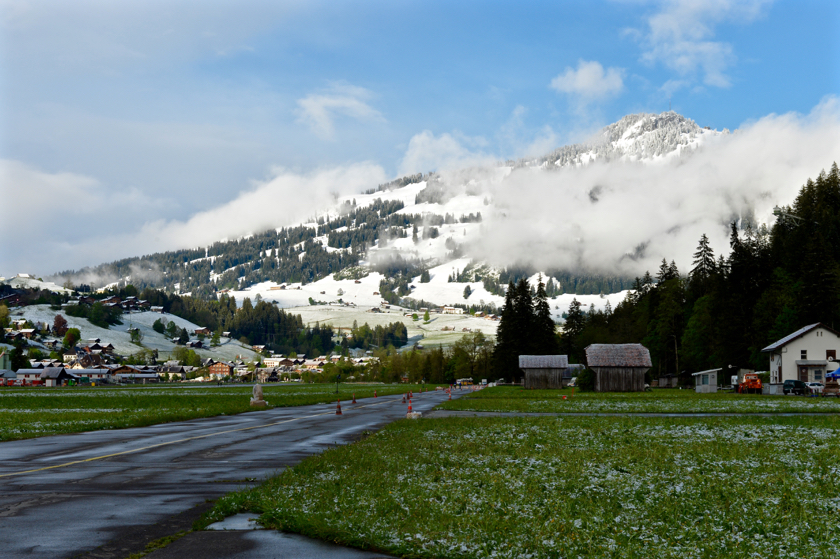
top-left (584, 344), bottom-right (652, 392)
top-left (519, 355), bottom-right (569, 389)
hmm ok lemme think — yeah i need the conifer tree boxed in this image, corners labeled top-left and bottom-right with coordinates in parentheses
top-left (533, 275), bottom-right (559, 354)
top-left (493, 282), bottom-right (519, 380)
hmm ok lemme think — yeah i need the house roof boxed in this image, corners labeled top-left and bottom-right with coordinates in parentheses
top-left (761, 323), bottom-right (840, 352)
top-left (585, 344), bottom-right (652, 368)
top-left (518, 355), bottom-right (569, 369)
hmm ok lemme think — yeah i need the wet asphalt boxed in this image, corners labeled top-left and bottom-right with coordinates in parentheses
top-left (0, 388), bottom-right (458, 559)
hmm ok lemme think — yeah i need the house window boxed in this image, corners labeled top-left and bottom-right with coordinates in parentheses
top-left (828, 350), bottom-right (836, 361)
top-left (702, 374), bottom-right (709, 385)
top-left (815, 370), bottom-right (823, 381)
top-left (801, 350), bottom-right (808, 360)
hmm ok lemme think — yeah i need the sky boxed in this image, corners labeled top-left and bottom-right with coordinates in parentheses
top-left (1, 0), bottom-right (839, 276)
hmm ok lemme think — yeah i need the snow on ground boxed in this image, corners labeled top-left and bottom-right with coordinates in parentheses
top-left (2, 276), bottom-right (72, 293)
top-left (291, 304), bottom-right (499, 347)
top-left (13, 305), bottom-right (259, 362)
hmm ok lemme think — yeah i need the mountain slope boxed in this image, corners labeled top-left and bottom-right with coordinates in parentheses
top-left (49, 111), bottom-right (726, 309)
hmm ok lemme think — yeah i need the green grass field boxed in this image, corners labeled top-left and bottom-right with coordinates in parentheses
top-left (0, 383), bottom-right (428, 441)
top-left (436, 385), bottom-right (840, 413)
top-left (204, 415), bottom-right (840, 558)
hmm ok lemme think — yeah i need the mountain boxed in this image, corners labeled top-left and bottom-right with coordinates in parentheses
top-left (48, 111), bottom-right (727, 310)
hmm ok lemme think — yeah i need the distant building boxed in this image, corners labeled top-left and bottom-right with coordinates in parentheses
top-left (519, 355), bottom-right (569, 389)
top-left (584, 344), bottom-right (652, 392)
top-left (762, 323), bottom-right (840, 386)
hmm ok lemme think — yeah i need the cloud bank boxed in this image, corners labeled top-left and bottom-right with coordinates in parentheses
top-left (473, 97), bottom-right (840, 277)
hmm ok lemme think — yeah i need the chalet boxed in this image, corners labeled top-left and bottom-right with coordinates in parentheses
top-left (263, 356), bottom-right (286, 368)
top-left (137, 300), bottom-right (151, 309)
top-left (584, 344), bottom-right (652, 392)
top-left (519, 355), bottom-right (569, 389)
top-left (73, 354), bottom-right (104, 369)
top-left (19, 329), bottom-right (36, 339)
top-left (252, 345), bottom-right (266, 352)
top-left (187, 340), bottom-right (204, 349)
top-left (78, 296), bottom-right (96, 305)
top-left (194, 328), bottom-right (211, 336)
top-left (150, 306), bottom-right (165, 313)
top-left (762, 323), bottom-right (840, 391)
top-left (442, 307), bottom-right (464, 315)
top-left (100, 296), bottom-right (121, 305)
top-left (208, 361), bottom-right (234, 378)
top-left (222, 331), bottom-right (231, 337)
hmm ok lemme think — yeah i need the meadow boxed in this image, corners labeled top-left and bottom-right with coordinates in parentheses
top-left (437, 385), bottom-right (840, 413)
top-left (203, 414), bottom-right (840, 558)
top-left (0, 383), bottom-right (428, 441)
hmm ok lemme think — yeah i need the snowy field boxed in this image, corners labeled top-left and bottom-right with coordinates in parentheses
top-left (291, 304), bottom-right (499, 347)
top-left (230, 264), bottom-right (630, 325)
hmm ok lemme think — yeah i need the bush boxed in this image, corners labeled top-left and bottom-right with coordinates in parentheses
top-left (576, 368), bottom-right (595, 391)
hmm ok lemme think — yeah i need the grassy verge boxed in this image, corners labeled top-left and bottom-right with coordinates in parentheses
top-left (205, 415), bottom-right (840, 558)
top-left (0, 383), bottom-right (432, 441)
top-left (436, 385), bottom-right (840, 413)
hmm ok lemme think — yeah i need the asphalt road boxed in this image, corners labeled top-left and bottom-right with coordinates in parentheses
top-left (0, 388), bottom-right (458, 559)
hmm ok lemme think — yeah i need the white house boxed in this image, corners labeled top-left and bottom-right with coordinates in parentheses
top-left (442, 306), bottom-right (464, 315)
top-left (761, 323), bottom-right (840, 387)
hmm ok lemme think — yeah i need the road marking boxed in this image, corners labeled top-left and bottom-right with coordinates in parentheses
top-left (0, 394), bottom-right (411, 479)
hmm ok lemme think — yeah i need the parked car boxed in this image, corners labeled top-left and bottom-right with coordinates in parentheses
top-left (806, 382), bottom-right (824, 394)
top-left (783, 379), bottom-right (809, 395)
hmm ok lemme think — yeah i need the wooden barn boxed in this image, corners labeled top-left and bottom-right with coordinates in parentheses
top-left (519, 355), bottom-right (569, 389)
top-left (584, 344), bottom-right (652, 392)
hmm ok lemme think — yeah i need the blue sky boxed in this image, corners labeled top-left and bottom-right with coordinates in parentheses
top-left (1, 0), bottom-right (839, 275)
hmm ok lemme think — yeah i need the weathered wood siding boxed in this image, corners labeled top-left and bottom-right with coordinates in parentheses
top-left (593, 367), bottom-right (646, 392)
top-left (524, 369), bottom-right (565, 389)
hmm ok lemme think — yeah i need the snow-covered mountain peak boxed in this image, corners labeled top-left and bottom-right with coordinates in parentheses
top-left (537, 111), bottom-right (728, 168)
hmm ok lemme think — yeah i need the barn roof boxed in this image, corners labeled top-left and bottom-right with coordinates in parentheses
top-left (585, 344), bottom-right (652, 368)
top-left (518, 355), bottom-right (569, 369)
top-left (761, 323), bottom-right (840, 352)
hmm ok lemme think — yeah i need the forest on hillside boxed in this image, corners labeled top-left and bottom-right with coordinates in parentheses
top-left (552, 163), bottom-right (840, 378)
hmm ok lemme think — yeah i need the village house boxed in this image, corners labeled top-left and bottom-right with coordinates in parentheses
top-left (208, 361), bottom-right (234, 379)
top-left (762, 323), bottom-right (840, 392)
top-left (442, 306), bottom-right (464, 315)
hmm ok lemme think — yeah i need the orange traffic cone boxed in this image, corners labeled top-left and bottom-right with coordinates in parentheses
top-left (374, 390), bottom-right (377, 398)
top-left (407, 399), bottom-right (413, 413)
top-left (336, 399), bottom-right (342, 415)
top-left (352, 393), bottom-right (357, 404)
top-left (402, 394), bottom-right (406, 404)
top-left (448, 390), bottom-right (452, 400)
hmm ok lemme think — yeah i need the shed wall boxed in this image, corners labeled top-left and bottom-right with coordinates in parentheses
top-left (593, 367), bottom-right (646, 392)
top-left (523, 369), bottom-right (565, 389)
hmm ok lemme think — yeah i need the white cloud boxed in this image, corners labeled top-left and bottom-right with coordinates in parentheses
top-left (550, 60), bottom-right (625, 104)
top-left (472, 96), bottom-right (840, 276)
top-left (296, 83), bottom-right (385, 140)
top-left (0, 161), bottom-right (386, 276)
top-left (634, 0), bottom-right (772, 90)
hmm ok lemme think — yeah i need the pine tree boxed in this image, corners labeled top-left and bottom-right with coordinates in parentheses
top-left (560, 298), bottom-right (585, 361)
top-left (533, 275), bottom-right (559, 354)
top-left (690, 234), bottom-right (716, 282)
top-left (492, 282), bottom-right (519, 380)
